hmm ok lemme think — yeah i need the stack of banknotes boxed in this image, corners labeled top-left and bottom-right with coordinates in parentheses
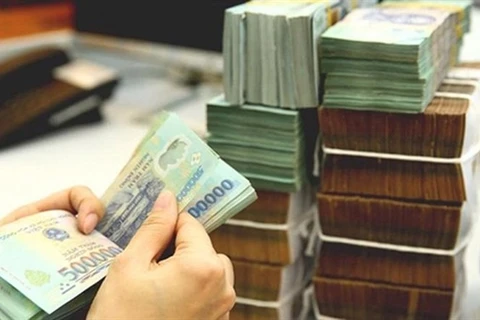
top-left (206, 95), bottom-right (319, 193)
top-left (312, 59), bottom-right (480, 319)
top-left (0, 112), bottom-right (257, 319)
top-left (206, 100), bottom-right (318, 317)
top-left (381, 0), bottom-right (473, 64)
top-left (321, 6), bottom-right (457, 112)
top-left (223, 0), bottom-right (380, 108)
top-left (209, 186), bottom-right (319, 320)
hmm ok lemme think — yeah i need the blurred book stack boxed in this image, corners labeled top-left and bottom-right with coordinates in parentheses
top-left (309, 3), bottom-right (479, 319)
top-left (209, 1), bottom-right (383, 319)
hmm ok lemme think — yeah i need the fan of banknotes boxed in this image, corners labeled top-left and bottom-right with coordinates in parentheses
top-left (0, 111), bottom-right (257, 319)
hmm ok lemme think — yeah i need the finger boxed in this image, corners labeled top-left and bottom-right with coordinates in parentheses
top-left (0, 186), bottom-right (104, 234)
top-left (174, 212), bottom-right (216, 254)
top-left (218, 254), bottom-right (234, 286)
top-left (123, 190), bottom-right (179, 264)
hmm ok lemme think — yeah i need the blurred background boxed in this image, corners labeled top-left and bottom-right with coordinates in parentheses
top-left (0, 0), bottom-right (249, 209)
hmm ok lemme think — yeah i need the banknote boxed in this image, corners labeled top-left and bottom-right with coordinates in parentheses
top-left (0, 279), bottom-right (40, 320)
top-left (99, 112), bottom-right (257, 248)
top-left (0, 210), bottom-right (122, 314)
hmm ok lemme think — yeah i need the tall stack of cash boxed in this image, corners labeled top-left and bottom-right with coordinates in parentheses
top-left (207, 100), bottom-right (320, 319)
top-left (210, 1), bottom-right (389, 318)
top-left (310, 47), bottom-right (480, 319)
top-left (0, 112), bottom-right (257, 319)
top-left (223, 0), bottom-right (380, 108)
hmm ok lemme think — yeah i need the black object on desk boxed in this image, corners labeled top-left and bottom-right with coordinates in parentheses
top-left (0, 46), bottom-right (120, 149)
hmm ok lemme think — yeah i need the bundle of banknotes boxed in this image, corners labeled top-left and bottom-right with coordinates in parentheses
top-left (0, 112), bottom-right (257, 319)
top-left (207, 95), bottom-right (319, 193)
top-left (232, 256), bottom-right (315, 320)
top-left (313, 242), bottom-right (466, 319)
top-left (210, 186), bottom-right (316, 265)
top-left (206, 93), bottom-right (321, 319)
top-left (321, 6), bottom-right (457, 112)
top-left (223, 0), bottom-right (380, 108)
top-left (314, 63), bottom-right (480, 319)
top-left (381, 0), bottom-right (473, 64)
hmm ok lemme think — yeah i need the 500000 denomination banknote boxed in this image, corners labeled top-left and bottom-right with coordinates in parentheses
top-left (99, 112), bottom-right (257, 248)
top-left (0, 210), bottom-right (121, 314)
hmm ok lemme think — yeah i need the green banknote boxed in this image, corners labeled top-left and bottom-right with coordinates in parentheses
top-left (98, 111), bottom-right (257, 248)
top-left (0, 210), bottom-right (121, 319)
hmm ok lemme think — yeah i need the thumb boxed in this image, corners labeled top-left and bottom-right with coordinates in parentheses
top-left (122, 190), bottom-right (179, 263)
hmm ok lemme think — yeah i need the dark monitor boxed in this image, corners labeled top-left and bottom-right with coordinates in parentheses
top-left (73, 0), bottom-right (245, 53)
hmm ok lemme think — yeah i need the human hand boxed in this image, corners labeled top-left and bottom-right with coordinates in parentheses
top-left (87, 190), bottom-right (236, 320)
top-left (0, 186), bottom-right (104, 234)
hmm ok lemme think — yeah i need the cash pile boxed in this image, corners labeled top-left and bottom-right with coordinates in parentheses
top-left (209, 1), bottom-right (383, 318)
top-left (312, 64), bottom-right (480, 319)
top-left (223, 0), bottom-right (380, 108)
top-left (321, 7), bottom-right (457, 112)
top-left (381, 0), bottom-right (473, 63)
top-left (0, 112), bottom-right (257, 319)
top-left (209, 186), bottom-right (319, 320)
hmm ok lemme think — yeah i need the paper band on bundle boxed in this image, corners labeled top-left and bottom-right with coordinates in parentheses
top-left (225, 205), bottom-right (314, 231)
top-left (323, 143), bottom-right (480, 164)
top-left (235, 283), bottom-right (306, 309)
top-left (316, 228), bottom-right (472, 256)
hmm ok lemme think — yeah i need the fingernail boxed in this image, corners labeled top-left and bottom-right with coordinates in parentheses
top-left (153, 190), bottom-right (173, 210)
top-left (83, 214), bottom-right (98, 234)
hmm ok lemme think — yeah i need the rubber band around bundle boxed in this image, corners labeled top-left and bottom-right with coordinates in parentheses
top-left (225, 205), bottom-right (316, 231)
top-left (316, 229), bottom-right (472, 256)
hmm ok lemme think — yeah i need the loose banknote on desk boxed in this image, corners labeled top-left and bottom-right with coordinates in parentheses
top-left (0, 111), bottom-right (257, 319)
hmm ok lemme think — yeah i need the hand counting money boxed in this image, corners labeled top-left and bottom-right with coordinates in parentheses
top-left (98, 111), bottom-right (257, 248)
top-left (0, 111), bottom-right (257, 318)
